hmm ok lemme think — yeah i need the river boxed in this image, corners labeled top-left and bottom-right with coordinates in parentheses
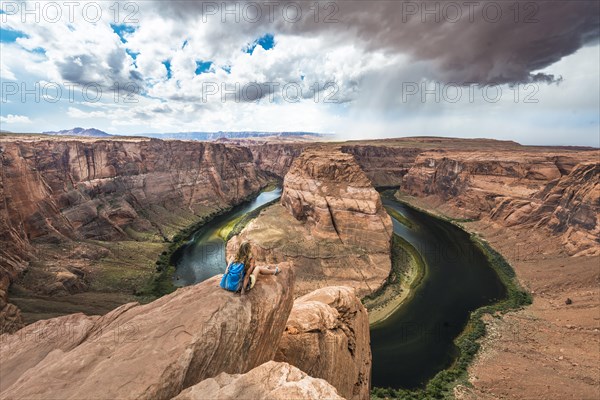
top-left (172, 189), bottom-right (507, 389)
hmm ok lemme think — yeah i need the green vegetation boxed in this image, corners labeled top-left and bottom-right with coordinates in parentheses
top-left (89, 240), bottom-right (167, 294)
top-left (370, 221), bottom-right (532, 399)
top-left (384, 206), bottom-right (415, 230)
top-left (223, 198), bottom-right (280, 241)
top-left (262, 182), bottom-right (280, 192)
top-left (362, 233), bottom-right (426, 323)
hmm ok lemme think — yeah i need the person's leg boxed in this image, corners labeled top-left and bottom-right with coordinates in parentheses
top-left (247, 266), bottom-right (280, 290)
top-left (255, 266), bottom-right (277, 276)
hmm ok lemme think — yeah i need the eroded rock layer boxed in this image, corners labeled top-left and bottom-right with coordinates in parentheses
top-left (401, 151), bottom-right (599, 255)
top-left (0, 264), bottom-right (295, 399)
top-left (275, 286), bottom-right (371, 400)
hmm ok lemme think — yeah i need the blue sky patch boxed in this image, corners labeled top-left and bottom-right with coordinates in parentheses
top-left (111, 24), bottom-right (136, 44)
top-left (126, 49), bottom-right (139, 67)
top-left (126, 49), bottom-right (139, 60)
top-left (30, 47), bottom-right (46, 55)
top-left (162, 60), bottom-right (172, 79)
top-left (0, 28), bottom-right (28, 43)
top-left (182, 40), bottom-right (189, 49)
top-left (246, 33), bottom-right (275, 54)
top-left (222, 65), bottom-right (232, 74)
top-left (195, 60), bottom-right (213, 75)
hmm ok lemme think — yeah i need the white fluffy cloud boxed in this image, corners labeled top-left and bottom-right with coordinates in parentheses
top-left (0, 114), bottom-right (32, 124)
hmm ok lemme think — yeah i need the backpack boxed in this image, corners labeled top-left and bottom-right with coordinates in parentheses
top-left (220, 262), bottom-right (245, 292)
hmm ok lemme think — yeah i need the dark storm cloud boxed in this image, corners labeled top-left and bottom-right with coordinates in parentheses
top-left (157, 0), bottom-right (600, 85)
top-left (57, 51), bottom-right (141, 90)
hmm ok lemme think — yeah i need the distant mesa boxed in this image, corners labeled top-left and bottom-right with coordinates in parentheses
top-left (42, 127), bottom-right (112, 137)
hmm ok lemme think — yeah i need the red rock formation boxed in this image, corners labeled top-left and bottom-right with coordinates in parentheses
top-left (340, 145), bottom-right (422, 187)
top-left (173, 361), bottom-right (344, 400)
top-left (0, 264), bottom-right (295, 399)
top-left (247, 142), bottom-right (308, 178)
top-left (275, 286), bottom-right (371, 400)
top-left (401, 150), bottom-right (599, 255)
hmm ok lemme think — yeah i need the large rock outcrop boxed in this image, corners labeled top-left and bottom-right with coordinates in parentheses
top-left (0, 264), bottom-right (294, 399)
top-left (401, 150), bottom-right (599, 255)
top-left (173, 361), bottom-right (344, 400)
top-left (228, 149), bottom-right (393, 297)
top-left (275, 286), bottom-right (371, 400)
top-left (281, 149), bottom-right (393, 252)
top-left (0, 137), bottom-right (267, 331)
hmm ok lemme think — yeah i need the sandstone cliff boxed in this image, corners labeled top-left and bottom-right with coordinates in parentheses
top-left (245, 141), bottom-right (424, 188)
top-left (275, 286), bottom-right (371, 400)
top-left (400, 150), bottom-right (599, 255)
top-left (0, 137), bottom-right (267, 332)
top-left (0, 264), bottom-right (295, 399)
top-left (228, 149), bottom-right (392, 298)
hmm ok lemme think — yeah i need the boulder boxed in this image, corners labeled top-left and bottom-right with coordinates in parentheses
top-left (275, 286), bottom-right (371, 400)
top-left (173, 361), bottom-right (344, 400)
top-left (0, 264), bottom-right (294, 400)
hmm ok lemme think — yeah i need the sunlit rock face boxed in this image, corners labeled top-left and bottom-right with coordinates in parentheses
top-left (172, 361), bottom-right (344, 400)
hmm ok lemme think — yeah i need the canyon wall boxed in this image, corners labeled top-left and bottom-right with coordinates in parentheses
top-left (244, 141), bottom-right (423, 187)
top-left (0, 138), bottom-right (268, 332)
top-left (401, 150), bottom-right (599, 256)
top-left (340, 145), bottom-right (422, 187)
top-left (247, 142), bottom-right (308, 178)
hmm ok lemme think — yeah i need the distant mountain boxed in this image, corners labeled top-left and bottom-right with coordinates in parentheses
top-left (42, 127), bottom-right (112, 137)
top-left (136, 131), bottom-right (330, 141)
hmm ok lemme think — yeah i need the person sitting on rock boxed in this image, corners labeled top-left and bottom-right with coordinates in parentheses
top-left (223, 242), bottom-right (279, 295)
